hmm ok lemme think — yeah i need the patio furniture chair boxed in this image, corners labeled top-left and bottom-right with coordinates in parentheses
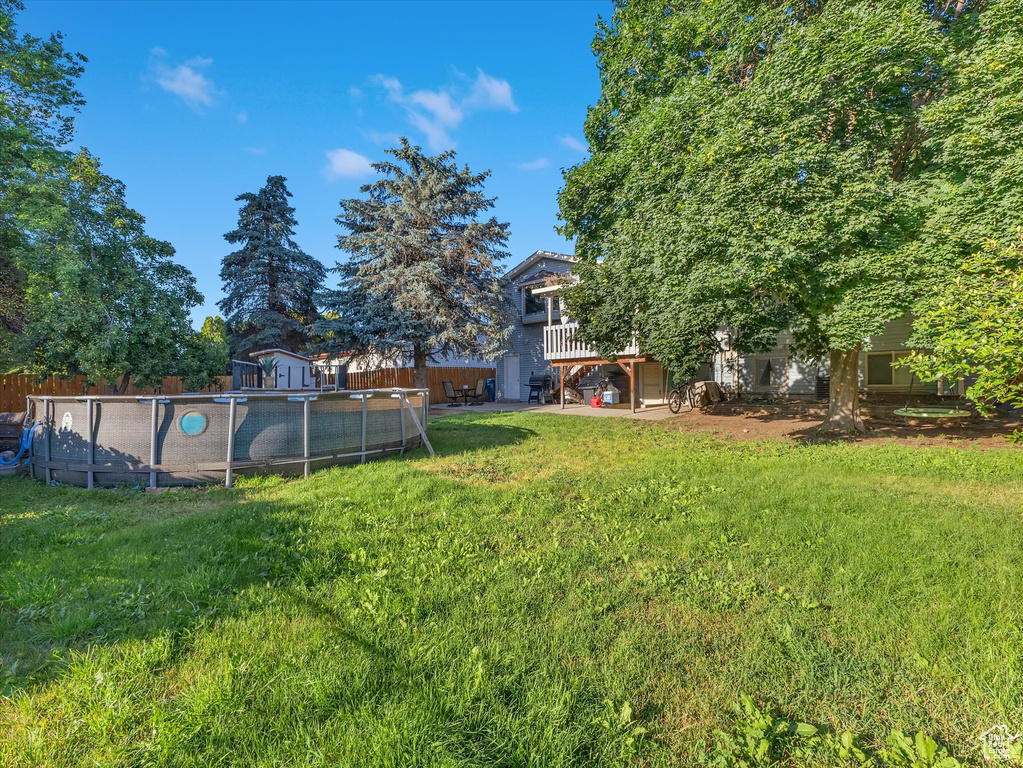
top-left (468, 378), bottom-right (486, 405)
top-left (442, 380), bottom-right (462, 407)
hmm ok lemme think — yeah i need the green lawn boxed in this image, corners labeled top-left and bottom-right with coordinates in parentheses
top-left (2, 412), bottom-right (1021, 766)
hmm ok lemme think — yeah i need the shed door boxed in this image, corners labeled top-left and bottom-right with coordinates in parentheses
top-left (503, 355), bottom-right (520, 401)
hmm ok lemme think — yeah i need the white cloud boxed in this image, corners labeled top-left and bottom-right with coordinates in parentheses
top-left (149, 49), bottom-right (219, 110)
top-left (370, 69), bottom-right (517, 151)
top-left (560, 135), bottom-right (587, 153)
top-left (465, 69), bottom-right (518, 113)
top-left (325, 148), bottom-right (374, 180)
top-left (408, 89), bottom-right (463, 127)
top-left (364, 129), bottom-right (401, 146)
top-left (244, 146), bottom-right (267, 156)
top-left (518, 157), bottom-right (549, 171)
top-left (236, 110), bottom-right (248, 123)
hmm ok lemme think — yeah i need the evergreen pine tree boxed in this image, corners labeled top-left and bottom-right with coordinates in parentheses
top-left (317, 139), bottom-right (512, 388)
top-left (219, 175), bottom-right (324, 358)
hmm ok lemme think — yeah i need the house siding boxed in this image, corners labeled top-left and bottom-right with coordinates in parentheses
top-left (497, 256), bottom-right (575, 401)
top-left (731, 316), bottom-right (937, 397)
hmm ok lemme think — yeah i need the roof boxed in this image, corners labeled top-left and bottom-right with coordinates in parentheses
top-left (503, 250), bottom-right (577, 282)
top-left (249, 348), bottom-right (312, 362)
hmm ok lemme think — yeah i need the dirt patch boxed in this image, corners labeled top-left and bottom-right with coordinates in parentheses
top-left (658, 399), bottom-right (1023, 449)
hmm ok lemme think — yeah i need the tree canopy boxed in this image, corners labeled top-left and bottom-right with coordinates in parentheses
top-left (0, 0), bottom-right (85, 357)
top-left (14, 152), bottom-right (202, 391)
top-left (559, 0), bottom-right (1018, 429)
top-left (219, 175), bottom-right (325, 359)
top-left (318, 138), bottom-right (512, 388)
top-left (905, 1), bottom-right (1023, 413)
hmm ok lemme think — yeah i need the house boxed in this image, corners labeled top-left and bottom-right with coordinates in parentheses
top-left (496, 250), bottom-right (578, 401)
top-left (498, 253), bottom-right (961, 409)
top-left (248, 349), bottom-right (315, 391)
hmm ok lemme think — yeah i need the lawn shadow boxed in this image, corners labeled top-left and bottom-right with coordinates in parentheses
top-left (421, 412), bottom-right (538, 458)
top-left (0, 480), bottom-right (305, 696)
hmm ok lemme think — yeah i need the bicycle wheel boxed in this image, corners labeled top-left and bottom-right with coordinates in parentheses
top-left (668, 389), bottom-right (683, 414)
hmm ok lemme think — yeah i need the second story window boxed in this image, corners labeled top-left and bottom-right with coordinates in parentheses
top-left (524, 290), bottom-right (546, 316)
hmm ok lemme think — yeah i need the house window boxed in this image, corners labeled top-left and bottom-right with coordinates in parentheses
top-left (866, 351), bottom-right (914, 388)
top-left (524, 290), bottom-right (546, 316)
top-left (866, 352), bottom-right (894, 385)
top-left (755, 356), bottom-right (787, 388)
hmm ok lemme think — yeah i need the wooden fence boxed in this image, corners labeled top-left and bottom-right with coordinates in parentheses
top-left (0, 366), bottom-right (495, 412)
top-left (346, 366), bottom-right (495, 405)
top-left (0, 375), bottom-right (233, 413)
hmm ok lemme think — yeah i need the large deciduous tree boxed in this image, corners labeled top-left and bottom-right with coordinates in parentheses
top-left (15, 152), bottom-right (202, 392)
top-left (181, 315), bottom-right (231, 392)
top-left (906, 2), bottom-right (1023, 412)
top-left (559, 0), bottom-right (1002, 431)
top-left (0, 0), bottom-right (85, 357)
top-left (219, 175), bottom-right (324, 359)
top-left (318, 138), bottom-right (512, 389)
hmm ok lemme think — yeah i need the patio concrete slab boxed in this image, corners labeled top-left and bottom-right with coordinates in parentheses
top-left (428, 400), bottom-right (675, 421)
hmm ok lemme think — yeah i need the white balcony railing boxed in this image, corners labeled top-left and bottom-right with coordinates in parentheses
top-left (543, 322), bottom-right (640, 362)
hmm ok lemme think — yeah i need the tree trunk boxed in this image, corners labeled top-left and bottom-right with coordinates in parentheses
top-left (115, 373), bottom-right (132, 396)
top-left (412, 346), bottom-right (428, 390)
top-left (822, 346), bottom-right (864, 432)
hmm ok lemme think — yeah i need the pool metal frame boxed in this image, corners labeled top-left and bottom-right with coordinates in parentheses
top-left (28, 388), bottom-right (432, 489)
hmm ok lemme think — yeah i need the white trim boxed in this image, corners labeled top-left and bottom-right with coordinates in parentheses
top-left (503, 250), bottom-right (577, 281)
top-left (249, 348), bottom-right (312, 362)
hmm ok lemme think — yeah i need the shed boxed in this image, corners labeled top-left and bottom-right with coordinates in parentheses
top-left (250, 349), bottom-right (315, 391)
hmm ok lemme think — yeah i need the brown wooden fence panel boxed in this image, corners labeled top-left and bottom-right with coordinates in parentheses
top-left (1, 367), bottom-right (495, 412)
top-left (0, 374), bottom-right (232, 413)
top-left (346, 366), bottom-right (495, 405)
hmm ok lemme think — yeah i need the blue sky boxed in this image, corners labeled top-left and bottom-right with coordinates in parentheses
top-left (18, 0), bottom-right (611, 325)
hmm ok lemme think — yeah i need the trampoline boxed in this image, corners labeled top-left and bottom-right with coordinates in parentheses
top-left (893, 407), bottom-right (971, 420)
top-left (27, 389), bottom-right (431, 489)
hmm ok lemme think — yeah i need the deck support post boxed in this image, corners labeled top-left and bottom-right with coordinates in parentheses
top-left (628, 362), bottom-right (636, 413)
top-left (560, 365), bottom-right (565, 410)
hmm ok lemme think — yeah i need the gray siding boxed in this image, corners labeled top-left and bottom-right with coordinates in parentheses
top-left (497, 257), bottom-right (575, 401)
top-left (732, 316), bottom-right (936, 397)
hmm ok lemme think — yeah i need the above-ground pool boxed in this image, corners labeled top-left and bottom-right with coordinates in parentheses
top-left (28, 389), bottom-right (430, 488)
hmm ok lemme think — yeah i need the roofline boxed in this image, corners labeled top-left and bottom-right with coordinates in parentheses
top-left (503, 249), bottom-right (577, 281)
top-left (249, 348), bottom-right (312, 361)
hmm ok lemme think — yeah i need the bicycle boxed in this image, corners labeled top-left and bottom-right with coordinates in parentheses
top-left (667, 379), bottom-right (696, 414)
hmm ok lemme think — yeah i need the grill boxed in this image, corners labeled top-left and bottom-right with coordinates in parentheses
top-left (527, 373), bottom-right (554, 404)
